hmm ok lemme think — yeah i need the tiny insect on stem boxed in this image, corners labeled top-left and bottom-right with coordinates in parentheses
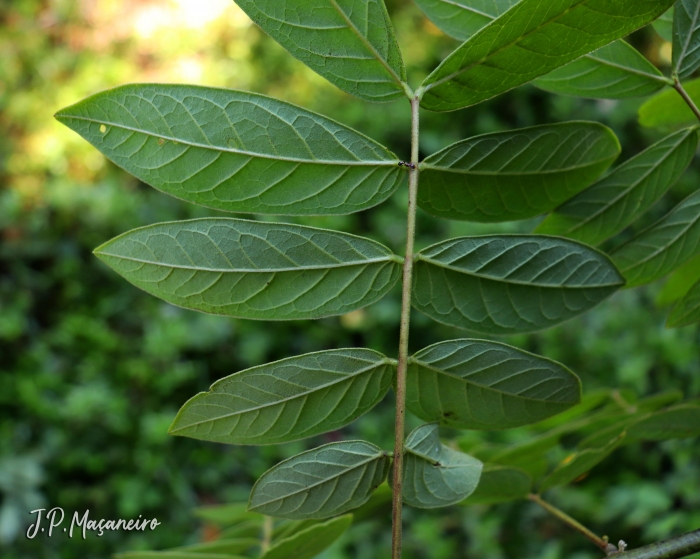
top-left (398, 161), bottom-right (416, 170)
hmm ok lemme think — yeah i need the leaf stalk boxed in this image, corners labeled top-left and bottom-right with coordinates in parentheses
top-left (391, 95), bottom-right (420, 559)
top-left (673, 78), bottom-right (700, 123)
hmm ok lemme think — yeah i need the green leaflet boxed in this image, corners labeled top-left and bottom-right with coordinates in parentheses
top-left (611, 190), bottom-right (700, 288)
top-left (406, 339), bottom-right (581, 430)
top-left (538, 434), bottom-right (624, 492)
top-left (418, 122), bottom-right (620, 223)
top-left (232, 0), bottom-right (406, 102)
top-left (460, 465), bottom-right (532, 505)
top-left (536, 128), bottom-right (699, 246)
top-left (639, 78), bottom-right (700, 128)
top-left (654, 6), bottom-right (674, 41)
top-left (418, 0), bottom-right (675, 112)
top-left (402, 424), bottom-right (483, 508)
top-left (534, 41), bottom-right (672, 99)
top-left (674, 0), bottom-right (700, 79)
top-left (626, 405), bottom-right (700, 439)
top-left (412, 235), bottom-right (625, 335)
top-left (219, 521), bottom-right (265, 540)
top-left (261, 515), bottom-right (352, 559)
top-left (193, 503), bottom-right (261, 526)
top-left (656, 253), bottom-right (700, 305)
top-left (412, 0), bottom-right (518, 42)
top-left (667, 278), bottom-right (700, 327)
top-left (55, 85), bottom-right (403, 216)
top-left (248, 441), bottom-right (390, 519)
top-left (170, 349), bottom-right (395, 445)
top-left (94, 218), bottom-right (402, 320)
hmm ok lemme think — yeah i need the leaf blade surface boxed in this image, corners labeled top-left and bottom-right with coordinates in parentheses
top-left (674, 0), bottom-right (700, 79)
top-left (412, 0), bottom-right (518, 41)
top-left (233, 0), bottom-right (406, 102)
top-left (55, 84), bottom-right (403, 215)
top-left (170, 349), bottom-right (394, 445)
top-left (534, 41), bottom-right (671, 99)
top-left (407, 339), bottom-right (581, 429)
top-left (536, 128), bottom-right (699, 246)
top-left (94, 218), bottom-right (402, 320)
top-left (248, 441), bottom-right (390, 519)
top-left (460, 465), bottom-right (532, 505)
top-left (611, 190), bottom-right (700, 288)
top-left (418, 122), bottom-right (620, 222)
top-left (261, 515), bottom-right (352, 559)
top-left (667, 278), bottom-right (700, 327)
top-left (412, 235), bottom-right (624, 335)
top-left (419, 0), bottom-right (675, 111)
top-left (402, 424), bottom-right (483, 508)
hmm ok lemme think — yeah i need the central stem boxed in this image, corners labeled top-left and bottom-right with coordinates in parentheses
top-left (391, 96), bottom-right (420, 559)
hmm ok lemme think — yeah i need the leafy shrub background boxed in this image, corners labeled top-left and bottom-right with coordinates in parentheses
top-left (1, 1), bottom-right (699, 558)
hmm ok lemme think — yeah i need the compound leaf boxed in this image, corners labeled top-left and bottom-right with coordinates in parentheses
top-left (232, 0), bottom-right (406, 102)
top-left (654, 6), bottom-right (674, 41)
top-left (538, 434), bottom-right (624, 492)
top-left (611, 190), bottom-right (700, 288)
top-left (261, 515), bottom-right (352, 559)
top-left (55, 85), bottom-right (403, 216)
top-left (94, 218), bottom-right (401, 321)
top-left (626, 405), bottom-right (700, 439)
top-left (536, 128), bottom-right (699, 246)
top-left (639, 78), bottom-right (700, 128)
top-left (534, 41), bottom-right (671, 99)
top-left (674, 0), bottom-right (700, 79)
top-left (418, 122), bottom-right (620, 223)
top-left (402, 424), bottom-right (483, 508)
top-left (419, 0), bottom-right (675, 112)
top-left (248, 441), bottom-right (390, 519)
top-left (412, 0), bottom-right (518, 42)
top-left (460, 465), bottom-right (532, 505)
top-left (170, 349), bottom-right (395, 445)
top-left (412, 235), bottom-right (625, 335)
top-left (406, 339), bottom-right (581, 430)
top-left (667, 278), bottom-right (700, 327)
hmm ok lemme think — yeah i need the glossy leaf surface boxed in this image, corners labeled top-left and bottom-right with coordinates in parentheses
top-left (248, 441), bottom-right (390, 519)
top-left (261, 515), bottom-right (352, 559)
top-left (95, 218), bottom-right (401, 320)
top-left (639, 78), bottom-right (700, 128)
top-left (611, 190), bottom-right (700, 288)
top-left (535, 41), bottom-right (671, 99)
top-left (413, 235), bottom-right (625, 334)
top-left (233, 0), bottom-right (406, 102)
top-left (539, 434), bottom-right (623, 492)
top-left (402, 424), bottom-right (483, 508)
top-left (406, 339), bottom-right (581, 429)
top-left (170, 349), bottom-right (394, 445)
top-left (674, 0), bottom-right (700, 79)
top-left (460, 465), bottom-right (532, 505)
top-left (626, 405), bottom-right (700, 439)
top-left (55, 85), bottom-right (403, 215)
top-left (536, 128), bottom-right (699, 246)
top-left (418, 122), bottom-right (620, 222)
top-left (419, 0), bottom-right (675, 111)
top-left (412, 0), bottom-right (518, 41)
top-left (668, 279), bottom-right (700, 327)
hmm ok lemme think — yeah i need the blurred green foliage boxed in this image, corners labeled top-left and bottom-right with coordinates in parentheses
top-left (1, 1), bottom-right (699, 558)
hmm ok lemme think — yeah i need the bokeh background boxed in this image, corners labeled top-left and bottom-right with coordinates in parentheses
top-left (1, 1), bottom-right (699, 558)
